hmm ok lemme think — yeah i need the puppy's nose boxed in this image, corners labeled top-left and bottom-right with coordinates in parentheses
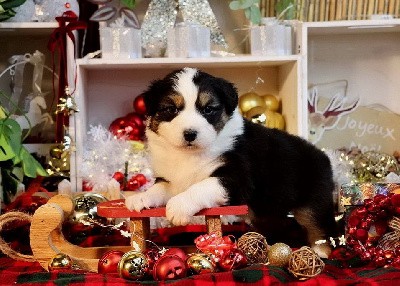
top-left (183, 129), bottom-right (197, 142)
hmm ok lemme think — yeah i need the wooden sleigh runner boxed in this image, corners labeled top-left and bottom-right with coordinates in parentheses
top-left (30, 194), bottom-right (248, 272)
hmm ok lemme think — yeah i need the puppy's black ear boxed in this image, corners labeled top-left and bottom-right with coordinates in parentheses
top-left (142, 78), bottom-right (173, 116)
top-left (216, 78), bottom-right (239, 115)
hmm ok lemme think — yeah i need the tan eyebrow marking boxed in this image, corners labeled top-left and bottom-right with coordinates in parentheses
top-left (197, 92), bottom-right (214, 107)
top-left (168, 93), bottom-right (185, 109)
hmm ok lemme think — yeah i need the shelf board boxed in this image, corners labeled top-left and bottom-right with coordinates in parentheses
top-left (77, 55), bottom-right (300, 70)
top-left (305, 19), bottom-right (400, 35)
top-left (0, 22), bottom-right (58, 36)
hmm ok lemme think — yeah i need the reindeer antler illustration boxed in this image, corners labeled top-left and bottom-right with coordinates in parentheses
top-left (307, 81), bottom-right (359, 144)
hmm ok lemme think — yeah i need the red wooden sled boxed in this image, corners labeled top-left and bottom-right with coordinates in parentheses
top-left (97, 200), bottom-right (248, 251)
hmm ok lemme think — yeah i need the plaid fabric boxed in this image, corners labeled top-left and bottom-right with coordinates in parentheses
top-left (2, 257), bottom-right (400, 286)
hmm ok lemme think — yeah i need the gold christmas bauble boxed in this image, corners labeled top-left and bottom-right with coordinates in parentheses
top-left (48, 253), bottom-right (73, 271)
top-left (267, 243), bottom-right (292, 267)
top-left (264, 110), bottom-right (285, 130)
top-left (239, 92), bottom-right (266, 118)
top-left (186, 253), bottom-right (216, 275)
top-left (262, 94), bottom-right (280, 112)
top-left (118, 250), bottom-right (149, 280)
top-left (71, 193), bottom-right (108, 222)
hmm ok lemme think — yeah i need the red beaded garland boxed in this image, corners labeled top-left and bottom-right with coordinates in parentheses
top-left (346, 193), bottom-right (400, 267)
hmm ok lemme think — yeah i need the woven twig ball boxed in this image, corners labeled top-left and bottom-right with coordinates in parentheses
top-left (378, 231), bottom-right (400, 250)
top-left (288, 246), bottom-right (325, 280)
top-left (388, 216), bottom-right (400, 232)
top-left (237, 232), bottom-right (269, 264)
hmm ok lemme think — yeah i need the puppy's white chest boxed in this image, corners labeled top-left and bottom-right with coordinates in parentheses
top-left (149, 145), bottom-right (221, 196)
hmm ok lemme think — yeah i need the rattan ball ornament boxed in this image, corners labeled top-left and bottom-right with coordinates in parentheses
top-left (267, 242), bottom-right (292, 267)
top-left (288, 246), bottom-right (325, 280)
top-left (237, 232), bottom-right (269, 264)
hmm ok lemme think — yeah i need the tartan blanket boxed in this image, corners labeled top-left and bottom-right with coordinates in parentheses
top-left (2, 257), bottom-right (400, 285)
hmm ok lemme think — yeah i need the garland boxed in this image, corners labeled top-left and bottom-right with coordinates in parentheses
top-left (346, 193), bottom-right (400, 267)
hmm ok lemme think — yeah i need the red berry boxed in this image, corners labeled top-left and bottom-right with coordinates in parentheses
top-left (355, 229), bottom-right (368, 242)
top-left (355, 207), bottom-right (368, 218)
top-left (348, 216), bottom-right (360, 227)
top-left (373, 194), bottom-right (386, 204)
top-left (360, 251), bottom-right (372, 261)
top-left (391, 257), bottom-right (400, 267)
top-left (112, 171), bottom-right (125, 182)
top-left (374, 256), bottom-right (387, 267)
top-left (126, 179), bottom-right (140, 191)
top-left (134, 174), bottom-right (147, 186)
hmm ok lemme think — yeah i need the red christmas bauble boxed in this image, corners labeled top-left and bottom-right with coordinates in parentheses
top-left (98, 250), bottom-right (124, 274)
top-left (153, 255), bottom-right (187, 281)
top-left (125, 112), bottom-right (145, 132)
top-left (218, 249), bottom-right (248, 271)
top-left (163, 248), bottom-right (187, 262)
top-left (133, 95), bottom-right (147, 115)
top-left (109, 117), bottom-right (141, 141)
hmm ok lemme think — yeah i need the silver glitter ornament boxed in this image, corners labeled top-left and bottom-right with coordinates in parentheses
top-left (141, 0), bottom-right (227, 56)
top-left (178, 0), bottom-right (226, 47)
top-left (141, 0), bottom-right (177, 57)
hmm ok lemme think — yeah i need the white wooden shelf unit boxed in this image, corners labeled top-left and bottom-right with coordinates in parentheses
top-left (299, 19), bottom-right (400, 151)
top-left (70, 55), bottom-right (302, 191)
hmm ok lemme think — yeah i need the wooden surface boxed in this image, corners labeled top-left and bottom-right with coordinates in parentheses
top-left (97, 200), bottom-right (248, 218)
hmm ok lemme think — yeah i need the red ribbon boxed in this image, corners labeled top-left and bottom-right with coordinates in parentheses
top-left (47, 11), bottom-right (87, 142)
top-left (194, 232), bottom-right (237, 261)
top-left (48, 11), bottom-right (87, 53)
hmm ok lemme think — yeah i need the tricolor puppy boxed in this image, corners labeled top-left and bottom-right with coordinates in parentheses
top-left (125, 68), bottom-right (337, 258)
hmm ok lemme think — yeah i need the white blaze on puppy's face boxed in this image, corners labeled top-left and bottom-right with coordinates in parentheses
top-left (157, 68), bottom-right (218, 150)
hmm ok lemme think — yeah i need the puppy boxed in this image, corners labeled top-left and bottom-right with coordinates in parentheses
top-left (125, 67), bottom-right (337, 258)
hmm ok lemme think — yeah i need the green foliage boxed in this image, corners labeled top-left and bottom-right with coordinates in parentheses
top-left (276, 0), bottom-right (296, 20)
top-left (0, 0), bottom-right (27, 21)
top-left (120, 0), bottom-right (135, 10)
top-left (229, 0), bottom-right (261, 24)
top-left (0, 116), bottom-right (47, 178)
top-left (0, 91), bottom-right (47, 203)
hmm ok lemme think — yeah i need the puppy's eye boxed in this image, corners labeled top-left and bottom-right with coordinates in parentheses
top-left (202, 105), bottom-right (218, 115)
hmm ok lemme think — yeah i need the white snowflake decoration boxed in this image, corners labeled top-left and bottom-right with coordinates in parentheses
top-left (81, 125), bottom-right (153, 191)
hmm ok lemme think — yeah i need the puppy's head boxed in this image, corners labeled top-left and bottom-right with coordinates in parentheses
top-left (142, 68), bottom-right (238, 150)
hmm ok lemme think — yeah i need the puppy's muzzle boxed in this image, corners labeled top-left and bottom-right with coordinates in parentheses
top-left (183, 129), bottom-right (197, 143)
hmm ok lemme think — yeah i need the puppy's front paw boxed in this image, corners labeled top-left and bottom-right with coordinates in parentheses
top-left (166, 195), bottom-right (196, 226)
top-left (312, 243), bottom-right (331, 259)
top-left (125, 184), bottom-right (167, 212)
top-left (125, 192), bottom-right (154, 212)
